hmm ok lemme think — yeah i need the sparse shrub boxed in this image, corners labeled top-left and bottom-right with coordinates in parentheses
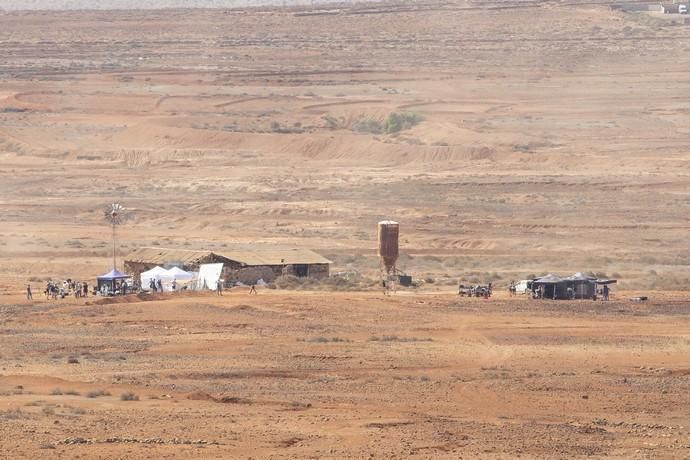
top-left (307, 336), bottom-right (351, 343)
top-left (289, 401), bottom-right (312, 410)
top-left (64, 390), bottom-right (80, 396)
top-left (41, 406), bottom-right (55, 416)
top-left (39, 443), bottom-right (56, 450)
top-left (322, 115), bottom-right (341, 129)
top-left (120, 392), bottom-right (139, 401)
top-left (86, 390), bottom-right (111, 398)
top-left (351, 118), bottom-right (383, 134)
top-left (50, 388), bottom-right (63, 395)
top-left (67, 357), bottom-right (79, 364)
top-left (369, 336), bottom-right (433, 343)
top-left (0, 409), bottom-right (24, 420)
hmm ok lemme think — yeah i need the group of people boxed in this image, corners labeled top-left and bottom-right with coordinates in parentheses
top-left (148, 278), bottom-right (164, 292)
top-left (35, 279), bottom-right (89, 300)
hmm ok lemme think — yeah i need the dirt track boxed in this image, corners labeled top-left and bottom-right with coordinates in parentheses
top-left (2, 291), bottom-right (690, 458)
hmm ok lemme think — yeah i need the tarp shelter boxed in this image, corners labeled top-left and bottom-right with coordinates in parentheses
top-left (196, 263), bottom-right (223, 291)
top-left (97, 269), bottom-right (131, 295)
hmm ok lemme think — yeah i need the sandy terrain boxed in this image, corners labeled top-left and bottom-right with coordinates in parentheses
top-left (1, 0), bottom-right (690, 293)
top-left (2, 0), bottom-right (690, 457)
top-left (3, 291), bottom-right (690, 458)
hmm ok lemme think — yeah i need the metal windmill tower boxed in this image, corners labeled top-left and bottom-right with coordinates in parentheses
top-left (104, 203), bottom-right (127, 270)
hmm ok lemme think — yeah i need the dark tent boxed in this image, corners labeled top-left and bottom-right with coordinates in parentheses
top-left (532, 274), bottom-right (567, 300)
top-left (564, 272), bottom-right (597, 299)
top-left (96, 269), bottom-right (130, 295)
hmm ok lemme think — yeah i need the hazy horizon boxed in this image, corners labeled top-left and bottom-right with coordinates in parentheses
top-left (0, 0), bottom-right (366, 11)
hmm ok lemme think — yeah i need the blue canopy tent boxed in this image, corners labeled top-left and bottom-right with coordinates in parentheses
top-left (97, 269), bottom-right (131, 296)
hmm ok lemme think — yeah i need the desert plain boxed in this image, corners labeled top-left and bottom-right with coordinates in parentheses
top-left (2, 0), bottom-right (690, 457)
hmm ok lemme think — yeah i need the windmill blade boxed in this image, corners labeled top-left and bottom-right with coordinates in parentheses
top-left (104, 203), bottom-right (127, 225)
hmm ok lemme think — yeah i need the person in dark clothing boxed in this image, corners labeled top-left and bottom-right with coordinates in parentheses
top-left (217, 280), bottom-right (223, 296)
top-left (157, 279), bottom-right (163, 292)
top-left (248, 284), bottom-right (257, 295)
top-left (26, 284), bottom-right (32, 300)
top-left (83, 282), bottom-right (88, 297)
top-left (122, 280), bottom-right (128, 296)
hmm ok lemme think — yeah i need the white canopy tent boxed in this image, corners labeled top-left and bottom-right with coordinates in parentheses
top-left (141, 266), bottom-right (194, 292)
top-left (140, 266), bottom-right (168, 290)
top-left (164, 266), bottom-right (194, 281)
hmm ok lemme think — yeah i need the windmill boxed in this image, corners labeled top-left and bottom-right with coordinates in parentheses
top-left (104, 203), bottom-right (127, 270)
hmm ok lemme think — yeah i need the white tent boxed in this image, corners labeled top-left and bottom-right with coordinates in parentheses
top-left (163, 266), bottom-right (193, 281)
top-left (161, 267), bottom-right (194, 292)
top-left (140, 266), bottom-right (168, 290)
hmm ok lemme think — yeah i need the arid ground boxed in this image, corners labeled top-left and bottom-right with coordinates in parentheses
top-left (1, 0), bottom-right (690, 457)
top-left (3, 291), bottom-right (690, 458)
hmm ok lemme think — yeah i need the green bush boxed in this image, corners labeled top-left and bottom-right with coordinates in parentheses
top-left (351, 112), bottom-right (423, 135)
top-left (382, 112), bottom-right (424, 133)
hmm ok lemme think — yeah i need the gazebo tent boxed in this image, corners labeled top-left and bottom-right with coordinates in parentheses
top-left (532, 274), bottom-right (567, 300)
top-left (97, 268), bottom-right (130, 295)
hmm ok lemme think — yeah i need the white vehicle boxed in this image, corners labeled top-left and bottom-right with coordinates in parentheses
top-left (680, 5), bottom-right (688, 14)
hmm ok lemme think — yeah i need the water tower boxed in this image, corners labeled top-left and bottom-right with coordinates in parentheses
top-left (378, 220), bottom-right (399, 284)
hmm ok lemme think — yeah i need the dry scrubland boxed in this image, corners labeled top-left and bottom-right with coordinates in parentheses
top-left (2, 0), bottom-right (690, 457)
top-left (0, 0), bottom-right (690, 291)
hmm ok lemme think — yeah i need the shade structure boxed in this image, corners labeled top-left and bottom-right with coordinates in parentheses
top-left (534, 274), bottom-right (563, 284)
top-left (96, 268), bottom-right (131, 296)
top-left (97, 268), bottom-right (129, 280)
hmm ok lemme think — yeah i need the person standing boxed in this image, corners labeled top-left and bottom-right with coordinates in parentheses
top-left (83, 282), bottom-right (88, 297)
top-left (26, 284), bottom-right (32, 300)
top-left (217, 280), bottom-right (223, 296)
top-left (248, 284), bottom-right (257, 295)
